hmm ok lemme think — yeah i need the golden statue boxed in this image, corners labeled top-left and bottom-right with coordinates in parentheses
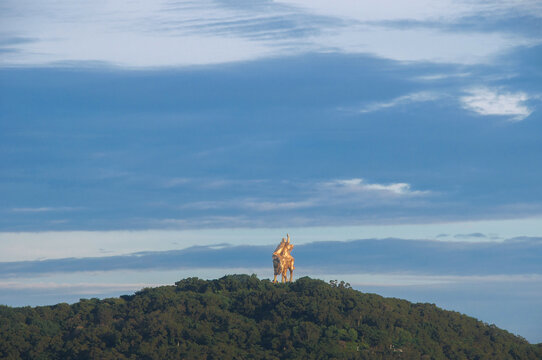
top-left (272, 233), bottom-right (295, 283)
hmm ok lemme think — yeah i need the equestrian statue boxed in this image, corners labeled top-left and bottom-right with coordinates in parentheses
top-left (272, 233), bottom-right (295, 283)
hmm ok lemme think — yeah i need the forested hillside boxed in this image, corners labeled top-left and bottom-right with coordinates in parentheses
top-left (1, 275), bottom-right (540, 359)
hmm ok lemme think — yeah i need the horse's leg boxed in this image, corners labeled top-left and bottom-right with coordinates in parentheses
top-left (281, 265), bottom-right (288, 283)
top-left (288, 259), bottom-right (294, 282)
top-left (272, 256), bottom-right (280, 284)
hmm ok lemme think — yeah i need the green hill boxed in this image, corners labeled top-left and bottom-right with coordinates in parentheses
top-left (1, 275), bottom-right (540, 359)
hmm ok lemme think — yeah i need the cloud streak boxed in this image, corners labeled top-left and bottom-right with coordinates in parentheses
top-left (460, 87), bottom-right (534, 121)
top-left (1, 237), bottom-right (541, 277)
top-left (1, 0), bottom-right (537, 67)
top-left (355, 92), bottom-right (441, 113)
top-left (3, 217), bottom-right (542, 262)
top-left (0, 281), bottom-right (153, 292)
top-left (320, 178), bottom-right (428, 196)
top-left (10, 207), bottom-right (81, 213)
top-left (277, 0), bottom-right (542, 22)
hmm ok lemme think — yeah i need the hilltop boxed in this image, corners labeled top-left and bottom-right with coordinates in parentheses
top-left (1, 275), bottom-right (540, 359)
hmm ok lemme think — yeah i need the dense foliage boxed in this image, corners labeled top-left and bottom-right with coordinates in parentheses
top-left (1, 275), bottom-right (540, 359)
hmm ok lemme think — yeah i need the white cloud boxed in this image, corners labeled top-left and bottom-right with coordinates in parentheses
top-left (3, 272), bottom-right (540, 293)
top-left (460, 87), bottom-right (533, 121)
top-left (414, 72), bottom-right (471, 81)
top-left (277, 0), bottom-right (463, 22)
top-left (356, 91), bottom-right (440, 113)
top-left (241, 200), bottom-right (316, 211)
top-left (1, 217), bottom-right (542, 262)
top-left (162, 178), bottom-right (266, 190)
top-left (319, 26), bottom-right (528, 65)
top-left (11, 207), bottom-right (57, 213)
top-left (0, 0), bottom-right (289, 67)
top-left (0, 0), bottom-right (537, 67)
top-left (321, 178), bottom-right (428, 196)
top-left (174, 178), bottom-right (426, 214)
top-left (276, 0), bottom-right (542, 22)
top-left (177, 199), bottom-right (314, 212)
top-left (159, 215), bottom-right (256, 228)
top-left (277, 0), bottom-right (537, 64)
top-left (10, 207), bottom-right (81, 213)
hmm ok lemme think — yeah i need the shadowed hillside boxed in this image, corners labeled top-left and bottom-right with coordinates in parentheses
top-left (1, 275), bottom-right (540, 359)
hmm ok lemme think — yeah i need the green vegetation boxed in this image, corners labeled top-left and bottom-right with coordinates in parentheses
top-left (1, 275), bottom-right (540, 359)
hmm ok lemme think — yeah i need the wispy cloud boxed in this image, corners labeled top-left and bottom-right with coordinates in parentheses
top-left (460, 87), bottom-right (534, 121)
top-left (453, 232), bottom-right (487, 239)
top-left (2, 237), bottom-right (542, 277)
top-left (1, 0), bottom-right (537, 67)
top-left (2, 217), bottom-right (541, 262)
top-left (0, 281), bottom-right (154, 293)
top-left (178, 199), bottom-right (315, 212)
top-left (318, 273), bottom-right (542, 288)
top-left (161, 177), bottom-right (191, 188)
top-left (278, 0), bottom-right (537, 64)
top-left (0, 0), bottom-right (323, 68)
top-left (277, 0), bottom-right (542, 23)
top-left (414, 72), bottom-right (471, 81)
top-left (355, 92), bottom-right (440, 113)
top-left (10, 207), bottom-right (81, 213)
top-left (174, 178), bottom-right (428, 216)
top-left (242, 200), bottom-right (316, 211)
top-left (159, 215), bottom-right (256, 228)
top-left (161, 177), bottom-right (266, 189)
top-left (320, 178), bottom-right (428, 196)
top-left (2, 272), bottom-right (541, 292)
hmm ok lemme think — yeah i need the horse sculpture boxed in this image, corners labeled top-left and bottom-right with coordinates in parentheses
top-left (272, 234), bottom-right (295, 283)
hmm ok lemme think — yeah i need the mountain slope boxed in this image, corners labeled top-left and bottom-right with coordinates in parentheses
top-left (1, 275), bottom-right (540, 359)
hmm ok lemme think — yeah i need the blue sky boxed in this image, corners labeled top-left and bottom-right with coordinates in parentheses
top-left (1, 0), bottom-right (542, 343)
